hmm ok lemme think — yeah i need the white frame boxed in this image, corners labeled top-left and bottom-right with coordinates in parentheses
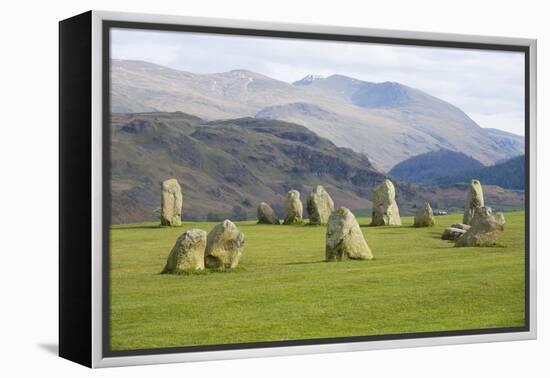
top-left (90, 10), bottom-right (537, 368)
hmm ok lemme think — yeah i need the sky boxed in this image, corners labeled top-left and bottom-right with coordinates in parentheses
top-left (111, 28), bottom-right (525, 136)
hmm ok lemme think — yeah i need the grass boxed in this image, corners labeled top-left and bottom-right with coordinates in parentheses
top-left (109, 211), bottom-right (526, 351)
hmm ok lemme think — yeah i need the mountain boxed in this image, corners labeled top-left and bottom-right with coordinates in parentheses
top-left (435, 155), bottom-right (525, 190)
top-left (110, 111), bottom-right (419, 224)
top-left (111, 60), bottom-right (524, 171)
top-left (292, 74), bottom-right (324, 85)
top-left (388, 149), bottom-right (485, 184)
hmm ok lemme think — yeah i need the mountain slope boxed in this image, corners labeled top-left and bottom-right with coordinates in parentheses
top-left (111, 60), bottom-right (524, 170)
top-left (389, 149), bottom-right (485, 184)
top-left (482, 128), bottom-right (525, 158)
top-left (110, 112), bottom-right (419, 224)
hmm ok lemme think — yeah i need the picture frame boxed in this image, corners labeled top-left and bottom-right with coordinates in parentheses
top-left (59, 10), bottom-right (537, 368)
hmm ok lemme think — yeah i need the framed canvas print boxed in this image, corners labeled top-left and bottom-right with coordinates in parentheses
top-left (59, 10), bottom-right (537, 368)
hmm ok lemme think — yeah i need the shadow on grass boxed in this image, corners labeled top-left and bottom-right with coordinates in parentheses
top-left (159, 266), bottom-right (247, 276)
top-left (282, 260), bottom-right (326, 266)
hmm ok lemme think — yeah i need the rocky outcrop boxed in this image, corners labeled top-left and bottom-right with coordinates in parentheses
top-left (326, 207), bottom-right (373, 261)
top-left (414, 201), bottom-right (435, 227)
top-left (160, 178), bottom-right (183, 226)
top-left (162, 229), bottom-right (207, 273)
top-left (257, 202), bottom-right (280, 225)
top-left (371, 179), bottom-right (401, 226)
top-left (456, 207), bottom-right (505, 247)
top-left (283, 190), bottom-right (303, 225)
top-left (463, 179), bottom-right (484, 225)
top-left (307, 185), bottom-right (335, 225)
top-left (205, 220), bottom-right (245, 269)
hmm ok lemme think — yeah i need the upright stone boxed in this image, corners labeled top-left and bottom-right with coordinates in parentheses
top-left (205, 220), bottom-right (245, 269)
top-left (160, 178), bottom-right (183, 226)
top-left (371, 179), bottom-right (402, 226)
top-left (414, 201), bottom-right (435, 227)
top-left (257, 202), bottom-right (280, 225)
top-left (307, 185), bottom-right (335, 225)
top-left (162, 229), bottom-right (207, 273)
top-left (456, 207), bottom-right (505, 247)
top-left (463, 179), bottom-right (484, 225)
top-left (283, 190), bottom-right (303, 225)
top-left (326, 207), bottom-right (373, 261)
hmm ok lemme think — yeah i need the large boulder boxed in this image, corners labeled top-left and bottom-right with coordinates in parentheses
top-left (160, 178), bottom-right (183, 226)
top-left (205, 220), bottom-right (245, 269)
top-left (283, 190), bottom-right (303, 225)
top-left (442, 227), bottom-right (467, 241)
top-left (326, 207), bottom-right (373, 261)
top-left (162, 229), bottom-right (207, 273)
top-left (463, 179), bottom-right (484, 225)
top-left (414, 201), bottom-right (435, 227)
top-left (257, 202), bottom-right (280, 225)
top-left (371, 179), bottom-right (402, 226)
top-left (455, 207), bottom-right (505, 247)
top-left (307, 185), bottom-right (335, 225)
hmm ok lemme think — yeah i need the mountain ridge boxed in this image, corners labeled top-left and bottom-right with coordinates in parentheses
top-left (111, 59), bottom-right (524, 170)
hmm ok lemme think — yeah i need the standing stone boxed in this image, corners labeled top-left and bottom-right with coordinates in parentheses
top-left (162, 229), bottom-right (207, 273)
top-left (257, 202), bottom-right (280, 225)
top-left (283, 190), bottom-right (303, 225)
top-left (205, 220), bottom-right (245, 269)
top-left (371, 179), bottom-right (402, 226)
top-left (307, 185), bottom-right (335, 225)
top-left (326, 207), bottom-right (373, 261)
top-left (455, 207), bottom-right (505, 247)
top-left (463, 179), bottom-right (484, 225)
top-left (414, 201), bottom-right (435, 227)
top-left (160, 178), bottom-right (183, 226)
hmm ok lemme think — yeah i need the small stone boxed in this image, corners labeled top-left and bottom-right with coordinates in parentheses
top-left (326, 207), bottom-right (373, 261)
top-left (450, 223), bottom-right (471, 231)
top-left (442, 227), bottom-right (467, 241)
top-left (257, 202), bottom-right (280, 225)
top-left (283, 190), bottom-right (303, 225)
top-left (162, 229), bottom-right (206, 273)
top-left (160, 178), bottom-right (183, 226)
top-left (414, 201), bottom-right (435, 227)
top-left (205, 220), bottom-right (245, 269)
top-left (371, 179), bottom-right (402, 226)
top-left (307, 185), bottom-right (335, 225)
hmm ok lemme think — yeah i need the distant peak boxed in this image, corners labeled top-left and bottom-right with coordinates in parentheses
top-left (293, 74), bottom-right (325, 85)
top-left (218, 69), bottom-right (270, 80)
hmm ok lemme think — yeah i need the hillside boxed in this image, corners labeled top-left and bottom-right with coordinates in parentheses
top-left (483, 128), bottom-right (525, 158)
top-left (111, 60), bottom-right (524, 170)
top-left (388, 149), bottom-right (485, 184)
top-left (110, 112), bottom-right (419, 224)
top-left (435, 155), bottom-right (525, 190)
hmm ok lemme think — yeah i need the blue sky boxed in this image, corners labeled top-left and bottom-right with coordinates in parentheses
top-left (111, 28), bottom-right (525, 136)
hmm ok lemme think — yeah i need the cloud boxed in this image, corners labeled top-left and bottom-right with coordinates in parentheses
top-left (111, 28), bottom-right (525, 135)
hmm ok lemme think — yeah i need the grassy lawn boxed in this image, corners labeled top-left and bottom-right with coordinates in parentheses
top-left (109, 211), bottom-right (526, 351)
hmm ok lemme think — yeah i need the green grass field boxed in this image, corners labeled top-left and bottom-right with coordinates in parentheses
top-left (109, 212), bottom-right (526, 351)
